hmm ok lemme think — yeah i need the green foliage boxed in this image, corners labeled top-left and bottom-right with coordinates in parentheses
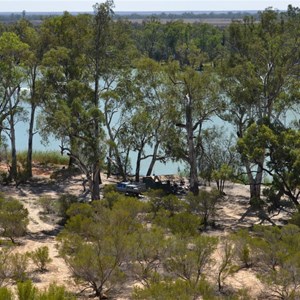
top-left (38, 196), bottom-right (56, 215)
top-left (36, 283), bottom-right (76, 300)
top-left (165, 212), bottom-right (202, 236)
top-left (289, 210), bottom-right (300, 227)
top-left (231, 230), bottom-right (255, 268)
top-left (102, 184), bottom-right (117, 196)
top-left (133, 278), bottom-right (216, 300)
top-left (0, 249), bottom-right (12, 286)
top-left (186, 189), bottom-right (220, 229)
top-left (58, 194), bottom-right (144, 298)
top-left (131, 226), bottom-right (166, 286)
top-left (55, 194), bottom-right (78, 222)
top-left (0, 281), bottom-right (75, 300)
top-left (0, 195), bottom-right (29, 243)
top-left (249, 196), bottom-right (264, 209)
top-left (163, 234), bottom-right (218, 286)
top-left (17, 280), bottom-right (37, 300)
top-left (217, 239), bottom-right (238, 292)
top-left (0, 287), bottom-right (13, 300)
top-left (17, 151), bottom-right (69, 166)
top-left (212, 164), bottom-right (234, 193)
top-left (102, 191), bottom-right (125, 209)
top-left (9, 252), bottom-right (29, 283)
top-left (149, 193), bottom-right (184, 217)
top-left (30, 246), bottom-right (52, 272)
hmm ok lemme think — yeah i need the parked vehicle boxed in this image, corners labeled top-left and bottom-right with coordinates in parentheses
top-left (116, 182), bottom-right (146, 196)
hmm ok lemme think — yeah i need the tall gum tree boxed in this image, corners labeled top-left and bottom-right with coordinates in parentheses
top-left (100, 20), bottom-right (138, 180)
top-left (219, 9), bottom-right (300, 201)
top-left (13, 19), bottom-right (46, 178)
top-left (115, 57), bottom-right (172, 181)
top-left (38, 12), bottom-right (92, 167)
top-left (165, 60), bottom-right (222, 195)
top-left (0, 32), bottom-right (29, 181)
top-left (86, 0), bottom-right (114, 200)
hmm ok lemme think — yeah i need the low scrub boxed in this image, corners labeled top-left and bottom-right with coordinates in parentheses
top-left (17, 151), bottom-right (69, 166)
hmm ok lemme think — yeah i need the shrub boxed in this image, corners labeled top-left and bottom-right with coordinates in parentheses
top-left (148, 192), bottom-right (184, 217)
top-left (0, 195), bottom-right (29, 243)
top-left (102, 191), bottom-right (124, 209)
top-left (231, 229), bottom-right (255, 268)
top-left (18, 150), bottom-right (69, 166)
top-left (36, 283), bottom-right (76, 300)
top-left (38, 196), bottom-right (56, 215)
top-left (133, 277), bottom-right (216, 300)
top-left (186, 189), bottom-right (220, 229)
top-left (166, 212), bottom-right (202, 236)
top-left (55, 194), bottom-right (78, 222)
top-left (0, 248), bottom-right (12, 286)
top-left (0, 287), bottom-right (13, 300)
top-left (17, 280), bottom-right (37, 300)
top-left (9, 252), bottom-right (29, 283)
top-left (30, 246), bottom-right (52, 272)
top-left (163, 234), bottom-right (218, 287)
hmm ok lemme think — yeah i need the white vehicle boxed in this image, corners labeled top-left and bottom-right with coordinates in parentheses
top-left (116, 182), bottom-right (146, 196)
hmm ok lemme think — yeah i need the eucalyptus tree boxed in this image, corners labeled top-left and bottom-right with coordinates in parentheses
top-left (38, 12), bottom-right (92, 163)
top-left (100, 19), bottom-right (138, 180)
top-left (13, 19), bottom-right (47, 178)
top-left (199, 126), bottom-right (239, 191)
top-left (39, 13), bottom-right (107, 200)
top-left (134, 18), bottom-right (165, 60)
top-left (0, 32), bottom-right (29, 181)
top-left (164, 59), bottom-right (222, 195)
top-left (219, 8), bottom-right (300, 201)
top-left (239, 123), bottom-right (300, 207)
top-left (115, 57), bottom-right (172, 181)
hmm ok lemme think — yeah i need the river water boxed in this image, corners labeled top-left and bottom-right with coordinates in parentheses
top-left (14, 107), bottom-right (185, 176)
top-left (14, 104), bottom-right (298, 176)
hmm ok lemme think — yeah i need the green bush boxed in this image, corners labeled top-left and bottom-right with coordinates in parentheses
top-left (36, 283), bottom-right (76, 300)
top-left (9, 252), bottom-right (29, 283)
top-left (102, 191), bottom-right (124, 209)
top-left (30, 246), bottom-right (52, 272)
top-left (0, 287), bottom-right (13, 300)
top-left (231, 229), bottom-right (255, 268)
top-left (0, 249), bottom-right (11, 286)
top-left (133, 278), bottom-right (216, 300)
top-left (55, 194), bottom-right (78, 222)
top-left (186, 189), bottom-right (220, 229)
top-left (17, 280), bottom-right (37, 300)
top-left (38, 196), bottom-right (56, 215)
top-left (166, 211), bottom-right (202, 236)
top-left (17, 151), bottom-right (69, 166)
top-left (0, 195), bottom-right (29, 243)
top-left (148, 191), bottom-right (183, 217)
top-left (289, 210), bottom-right (300, 227)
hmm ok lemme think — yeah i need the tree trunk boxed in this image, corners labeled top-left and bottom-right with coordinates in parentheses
top-left (135, 149), bottom-right (142, 182)
top-left (115, 150), bottom-right (126, 180)
top-left (185, 96), bottom-right (199, 196)
top-left (107, 147), bottom-right (112, 178)
top-left (91, 162), bottom-right (101, 200)
top-left (146, 141), bottom-right (160, 176)
top-left (68, 136), bottom-right (77, 169)
top-left (26, 103), bottom-right (36, 178)
top-left (9, 99), bottom-right (17, 181)
top-left (245, 158), bottom-right (264, 201)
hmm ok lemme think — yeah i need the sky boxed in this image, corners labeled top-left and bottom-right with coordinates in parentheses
top-left (0, 0), bottom-right (298, 13)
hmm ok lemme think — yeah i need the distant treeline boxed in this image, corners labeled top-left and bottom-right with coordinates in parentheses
top-left (115, 11), bottom-right (260, 21)
top-left (0, 10), bottom-right (261, 23)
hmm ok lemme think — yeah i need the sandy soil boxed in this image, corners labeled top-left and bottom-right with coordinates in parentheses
top-left (0, 165), bottom-right (292, 299)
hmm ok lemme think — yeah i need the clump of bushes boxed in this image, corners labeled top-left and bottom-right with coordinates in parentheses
top-left (0, 194), bottom-right (29, 243)
top-left (17, 151), bottom-right (69, 166)
top-left (29, 246), bottom-right (52, 273)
